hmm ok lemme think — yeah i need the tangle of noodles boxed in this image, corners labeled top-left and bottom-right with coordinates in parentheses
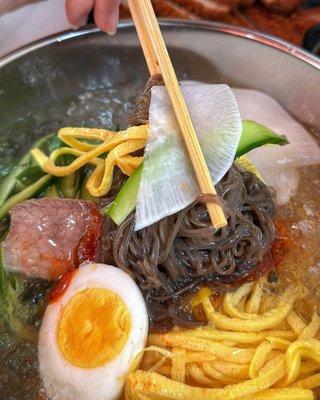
top-left (129, 74), bottom-right (164, 127)
top-left (96, 76), bottom-right (277, 330)
top-left (100, 165), bottom-right (276, 331)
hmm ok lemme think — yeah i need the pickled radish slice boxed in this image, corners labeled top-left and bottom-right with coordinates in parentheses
top-left (233, 89), bottom-right (320, 204)
top-left (135, 84), bottom-right (242, 231)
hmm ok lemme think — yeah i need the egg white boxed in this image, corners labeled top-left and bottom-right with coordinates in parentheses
top-left (38, 263), bottom-right (148, 400)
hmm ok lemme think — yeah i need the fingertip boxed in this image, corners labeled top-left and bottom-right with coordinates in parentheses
top-left (94, 0), bottom-right (120, 35)
top-left (65, 0), bottom-right (77, 26)
top-left (65, 0), bottom-right (94, 28)
top-left (94, 18), bottom-right (117, 36)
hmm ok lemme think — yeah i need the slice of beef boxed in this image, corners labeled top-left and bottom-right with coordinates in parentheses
top-left (2, 199), bottom-right (102, 281)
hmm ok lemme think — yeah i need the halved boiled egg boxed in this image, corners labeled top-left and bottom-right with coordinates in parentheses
top-left (38, 263), bottom-right (148, 400)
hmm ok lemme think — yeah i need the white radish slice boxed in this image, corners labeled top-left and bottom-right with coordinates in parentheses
top-left (234, 89), bottom-right (320, 166)
top-left (233, 89), bottom-right (320, 204)
top-left (135, 84), bottom-right (242, 231)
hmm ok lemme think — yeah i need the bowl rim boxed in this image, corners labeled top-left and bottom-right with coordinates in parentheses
top-left (0, 19), bottom-right (319, 70)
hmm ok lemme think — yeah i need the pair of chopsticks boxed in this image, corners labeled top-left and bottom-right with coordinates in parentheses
top-left (127, 0), bottom-right (227, 229)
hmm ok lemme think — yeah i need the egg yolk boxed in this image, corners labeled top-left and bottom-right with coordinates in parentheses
top-left (57, 288), bottom-right (131, 369)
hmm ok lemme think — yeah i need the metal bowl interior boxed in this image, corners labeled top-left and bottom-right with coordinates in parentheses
top-left (0, 20), bottom-right (319, 166)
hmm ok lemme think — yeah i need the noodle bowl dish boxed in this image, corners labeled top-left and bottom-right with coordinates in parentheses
top-left (0, 23), bottom-right (320, 400)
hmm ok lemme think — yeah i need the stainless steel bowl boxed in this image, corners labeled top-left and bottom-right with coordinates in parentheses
top-left (0, 21), bottom-right (319, 400)
top-left (0, 21), bottom-right (319, 157)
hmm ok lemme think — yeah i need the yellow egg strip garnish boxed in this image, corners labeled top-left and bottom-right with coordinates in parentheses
top-left (259, 294), bottom-right (277, 314)
top-left (299, 312), bottom-right (320, 339)
top-left (292, 373), bottom-right (320, 390)
top-left (223, 284), bottom-right (253, 318)
top-left (171, 348), bottom-right (186, 383)
top-left (184, 351), bottom-right (217, 363)
top-left (126, 358), bottom-right (287, 400)
top-left (150, 328), bottom-right (296, 346)
top-left (127, 281), bottom-right (320, 400)
top-left (240, 388), bottom-right (315, 399)
top-left (287, 311), bottom-right (307, 335)
top-left (245, 277), bottom-right (267, 314)
top-left (282, 339), bottom-right (320, 386)
top-left (116, 156), bottom-right (144, 176)
top-left (188, 364), bottom-right (217, 387)
top-left (249, 338), bottom-right (291, 379)
top-left (147, 355), bottom-right (168, 374)
top-left (298, 361), bottom-right (320, 377)
top-left (213, 360), bottom-right (249, 380)
top-left (149, 334), bottom-right (254, 364)
top-left (31, 125), bottom-right (148, 197)
top-left (59, 127), bottom-right (115, 151)
top-left (129, 345), bottom-right (173, 374)
top-left (86, 139), bottom-right (145, 197)
top-left (202, 362), bottom-right (241, 384)
top-left (202, 286), bottom-right (299, 332)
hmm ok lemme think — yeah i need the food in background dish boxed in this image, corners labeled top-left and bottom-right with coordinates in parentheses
top-left (39, 263), bottom-right (148, 400)
top-left (0, 75), bottom-right (319, 400)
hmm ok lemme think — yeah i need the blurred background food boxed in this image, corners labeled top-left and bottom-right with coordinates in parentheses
top-left (0, 0), bottom-right (319, 58)
top-left (119, 0), bottom-right (320, 51)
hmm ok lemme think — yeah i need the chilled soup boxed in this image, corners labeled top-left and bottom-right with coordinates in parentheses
top-left (277, 164), bottom-right (320, 300)
top-left (0, 79), bottom-right (320, 400)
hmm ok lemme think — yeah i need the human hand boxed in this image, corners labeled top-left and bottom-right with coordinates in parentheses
top-left (0, 0), bottom-right (122, 35)
top-left (65, 0), bottom-right (122, 35)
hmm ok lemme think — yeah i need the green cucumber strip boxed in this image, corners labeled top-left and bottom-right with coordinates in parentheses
top-left (100, 203), bottom-right (113, 215)
top-left (80, 183), bottom-right (97, 202)
top-left (107, 165), bottom-right (142, 225)
top-left (0, 134), bottom-right (56, 208)
top-left (0, 174), bottom-right (53, 219)
top-left (43, 185), bottom-right (61, 198)
top-left (236, 120), bottom-right (288, 158)
top-left (16, 165), bottom-right (45, 186)
top-left (40, 134), bottom-right (64, 156)
top-left (80, 169), bottom-right (98, 202)
top-left (58, 172), bottom-right (81, 199)
top-left (0, 153), bottom-right (31, 208)
top-left (0, 247), bottom-right (6, 295)
top-left (109, 120), bottom-right (288, 226)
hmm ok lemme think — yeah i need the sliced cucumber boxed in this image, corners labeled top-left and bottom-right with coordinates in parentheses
top-left (0, 174), bottom-right (53, 219)
top-left (43, 184), bottom-right (61, 198)
top-left (79, 169), bottom-right (98, 202)
top-left (58, 172), bottom-right (81, 199)
top-left (0, 153), bottom-right (31, 208)
top-left (108, 165), bottom-right (142, 225)
top-left (16, 165), bottom-right (45, 187)
top-left (236, 120), bottom-right (288, 158)
top-left (0, 134), bottom-right (56, 208)
top-left (0, 247), bottom-right (6, 295)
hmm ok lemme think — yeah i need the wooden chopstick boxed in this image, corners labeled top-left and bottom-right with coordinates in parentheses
top-left (127, 0), bottom-right (160, 76)
top-left (127, 0), bottom-right (227, 229)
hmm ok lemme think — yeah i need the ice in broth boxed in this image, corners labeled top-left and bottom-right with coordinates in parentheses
top-left (0, 78), bottom-right (319, 399)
